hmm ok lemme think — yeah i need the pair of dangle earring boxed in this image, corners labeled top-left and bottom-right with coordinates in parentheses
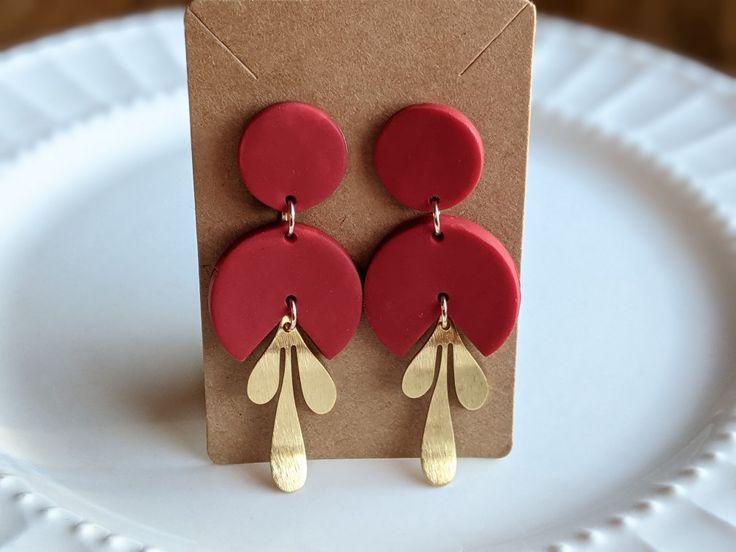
top-left (209, 102), bottom-right (362, 492)
top-left (365, 103), bottom-right (521, 486)
top-left (209, 101), bottom-right (520, 490)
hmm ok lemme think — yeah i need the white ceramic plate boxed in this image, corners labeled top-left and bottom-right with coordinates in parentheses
top-left (1, 9), bottom-right (735, 552)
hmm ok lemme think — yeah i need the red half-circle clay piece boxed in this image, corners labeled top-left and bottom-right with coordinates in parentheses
top-left (210, 223), bottom-right (362, 361)
top-left (364, 216), bottom-right (520, 357)
top-left (239, 101), bottom-right (348, 211)
top-left (373, 103), bottom-right (484, 211)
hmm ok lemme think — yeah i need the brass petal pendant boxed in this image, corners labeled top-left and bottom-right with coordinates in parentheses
top-left (247, 316), bottom-right (336, 492)
top-left (403, 319), bottom-right (489, 486)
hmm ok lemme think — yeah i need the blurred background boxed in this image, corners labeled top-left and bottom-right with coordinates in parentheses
top-left (1, 0), bottom-right (735, 75)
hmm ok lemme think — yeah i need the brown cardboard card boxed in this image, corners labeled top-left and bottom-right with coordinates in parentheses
top-left (185, 0), bottom-right (535, 464)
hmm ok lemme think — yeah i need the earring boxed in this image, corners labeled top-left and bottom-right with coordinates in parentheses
top-left (209, 102), bottom-right (362, 492)
top-left (364, 103), bottom-right (521, 486)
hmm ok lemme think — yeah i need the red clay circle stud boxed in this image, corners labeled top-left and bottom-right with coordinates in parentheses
top-left (239, 101), bottom-right (348, 211)
top-left (373, 103), bottom-right (484, 211)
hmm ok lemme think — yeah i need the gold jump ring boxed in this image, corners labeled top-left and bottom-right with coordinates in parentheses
top-left (431, 198), bottom-right (442, 237)
top-left (283, 198), bottom-right (296, 238)
top-left (439, 293), bottom-right (449, 329)
top-left (284, 296), bottom-right (297, 332)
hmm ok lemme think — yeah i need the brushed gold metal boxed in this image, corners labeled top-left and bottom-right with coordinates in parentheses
top-left (421, 344), bottom-right (456, 486)
top-left (294, 332), bottom-right (337, 415)
top-left (403, 319), bottom-right (489, 485)
top-left (247, 315), bottom-right (336, 492)
top-left (270, 346), bottom-right (306, 492)
top-left (402, 338), bottom-right (439, 399)
top-left (247, 340), bottom-right (282, 406)
top-left (451, 341), bottom-right (488, 411)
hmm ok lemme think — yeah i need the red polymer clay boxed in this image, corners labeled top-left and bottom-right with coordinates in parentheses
top-left (210, 223), bottom-right (362, 361)
top-left (238, 102), bottom-right (348, 211)
top-left (364, 216), bottom-right (520, 357)
top-left (373, 103), bottom-right (484, 211)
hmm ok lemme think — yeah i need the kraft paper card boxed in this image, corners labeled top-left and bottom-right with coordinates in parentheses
top-left (184, 0), bottom-right (535, 463)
